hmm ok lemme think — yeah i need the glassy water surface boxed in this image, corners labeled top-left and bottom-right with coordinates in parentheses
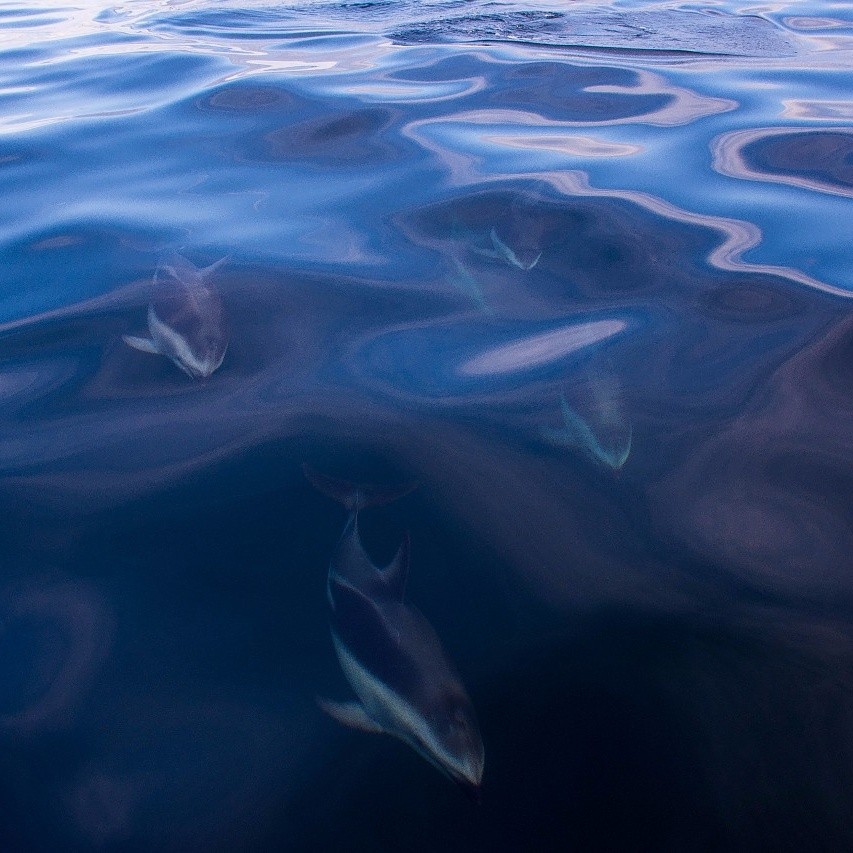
top-left (1, 1), bottom-right (851, 849)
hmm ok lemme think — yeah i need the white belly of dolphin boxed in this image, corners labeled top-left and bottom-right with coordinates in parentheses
top-left (332, 633), bottom-right (468, 782)
top-left (148, 309), bottom-right (224, 378)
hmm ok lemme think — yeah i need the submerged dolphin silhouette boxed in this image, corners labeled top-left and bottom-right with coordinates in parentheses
top-left (488, 227), bottom-right (542, 271)
top-left (472, 228), bottom-right (542, 271)
top-left (541, 392), bottom-right (632, 470)
top-left (449, 256), bottom-right (494, 316)
top-left (305, 465), bottom-right (485, 794)
top-left (123, 252), bottom-right (229, 379)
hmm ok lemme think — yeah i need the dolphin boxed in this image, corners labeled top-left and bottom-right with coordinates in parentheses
top-left (305, 465), bottom-right (485, 795)
top-left (488, 227), bottom-right (542, 271)
top-left (123, 252), bottom-right (229, 379)
top-left (472, 228), bottom-right (542, 271)
top-left (541, 390), bottom-right (632, 470)
top-left (448, 256), bottom-right (494, 316)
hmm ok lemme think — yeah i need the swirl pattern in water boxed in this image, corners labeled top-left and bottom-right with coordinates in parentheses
top-left (0, 1), bottom-right (851, 849)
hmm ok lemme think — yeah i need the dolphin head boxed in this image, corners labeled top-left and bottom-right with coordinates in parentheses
top-left (412, 686), bottom-right (485, 792)
top-left (174, 309), bottom-right (228, 379)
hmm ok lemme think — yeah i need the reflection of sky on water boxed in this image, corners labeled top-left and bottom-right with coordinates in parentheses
top-left (346, 314), bottom-right (631, 402)
top-left (713, 126), bottom-right (853, 197)
top-left (459, 319), bottom-right (626, 377)
top-left (1, 4), bottom-right (851, 311)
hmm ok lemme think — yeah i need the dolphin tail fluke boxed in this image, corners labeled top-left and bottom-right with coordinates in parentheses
top-left (317, 697), bottom-right (385, 734)
top-left (303, 464), bottom-right (417, 512)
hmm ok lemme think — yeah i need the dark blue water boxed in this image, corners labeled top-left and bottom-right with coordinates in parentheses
top-left (1, 1), bottom-right (852, 849)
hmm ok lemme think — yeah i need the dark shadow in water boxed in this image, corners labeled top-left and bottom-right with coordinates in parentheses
top-left (265, 107), bottom-right (399, 166)
top-left (393, 57), bottom-right (672, 122)
top-left (742, 130), bottom-right (853, 192)
top-left (201, 83), bottom-right (296, 113)
top-left (219, 85), bottom-right (405, 167)
top-left (197, 82), bottom-right (406, 168)
top-left (493, 61), bottom-right (672, 121)
top-left (277, 611), bottom-right (852, 852)
top-left (647, 313), bottom-right (853, 604)
top-left (0, 176), bottom-right (851, 848)
top-left (713, 128), bottom-right (853, 198)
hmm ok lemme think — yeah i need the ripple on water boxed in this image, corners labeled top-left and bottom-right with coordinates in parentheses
top-left (714, 127), bottom-right (853, 198)
top-left (390, 7), bottom-right (797, 56)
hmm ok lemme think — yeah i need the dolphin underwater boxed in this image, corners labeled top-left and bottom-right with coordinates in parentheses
top-left (472, 228), bottom-right (542, 271)
top-left (448, 256), bottom-right (494, 316)
top-left (123, 252), bottom-right (229, 379)
top-left (305, 465), bottom-right (485, 794)
top-left (488, 227), bottom-right (542, 271)
top-left (541, 390), bottom-right (632, 470)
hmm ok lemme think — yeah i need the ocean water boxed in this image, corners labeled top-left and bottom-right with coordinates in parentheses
top-left (1, 0), bottom-right (852, 849)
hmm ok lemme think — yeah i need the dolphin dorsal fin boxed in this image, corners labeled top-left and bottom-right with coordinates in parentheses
top-left (156, 252), bottom-right (199, 285)
top-left (200, 255), bottom-right (230, 279)
top-left (382, 532), bottom-right (410, 600)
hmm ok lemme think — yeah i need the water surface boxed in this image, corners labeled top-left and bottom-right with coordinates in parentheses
top-left (1, 1), bottom-right (851, 850)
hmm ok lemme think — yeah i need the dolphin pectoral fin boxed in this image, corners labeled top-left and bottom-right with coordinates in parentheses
top-left (122, 335), bottom-right (161, 355)
top-left (471, 246), bottom-right (501, 261)
top-left (317, 697), bottom-right (385, 734)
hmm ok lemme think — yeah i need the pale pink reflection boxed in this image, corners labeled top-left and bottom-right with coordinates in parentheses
top-left (459, 318), bottom-right (627, 377)
top-left (781, 100), bottom-right (853, 119)
top-left (712, 126), bottom-right (853, 199)
top-left (783, 17), bottom-right (849, 31)
top-left (1, 581), bottom-right (112, 733)
top-left (408, 108), bottom-right (853, 299)
top-left (545, 170), bottom-right (851, 299)
top-left (647, 315), bottom-right (853, 600)
top-left (580, 71), bottom-right (735, 126)
top-left (488, 133), bottom-right (642, 157)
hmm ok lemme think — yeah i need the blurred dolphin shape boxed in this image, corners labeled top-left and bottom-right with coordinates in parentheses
top-left (471, 188), bottom-right (548, 270)
top-left (305, 465), bottom-right (485, 795)
top-left (472, 228), bottom-right (542, 271)
top-left (123, 252), bottom-right (229, 379)
top-left (488, 227), bottom-right (542, 271)
top-left (448, 256), bottom-right (494, 316)
top-left (541, 383), bottom-right (632, 470)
